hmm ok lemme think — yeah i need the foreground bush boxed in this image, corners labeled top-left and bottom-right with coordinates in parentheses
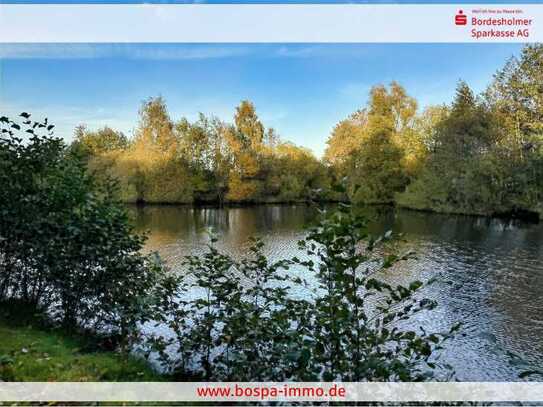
top-left (0, 114), bottom-right (165, 341)
top-left (146, 196), bottom-right (459, 381)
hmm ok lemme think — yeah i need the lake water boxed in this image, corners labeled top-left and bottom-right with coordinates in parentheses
top-left (129, 204), bottom-right (543, 381)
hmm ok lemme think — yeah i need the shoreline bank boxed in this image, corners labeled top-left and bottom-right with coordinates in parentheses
top-left (125, 200), bottom-right (541, 223)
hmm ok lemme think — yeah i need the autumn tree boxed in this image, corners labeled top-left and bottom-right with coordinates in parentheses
top-left (70, 125), bottom-right (130, 187)
top-left (71, 125), bottom-right (128, 159)
top-left (324, 110), bottom-right (367, 177)
top-left (224, 101), bottom-right (266, 202)
top-left (265, 142), bottom-right (330, 202)
top-left (176, 114), bottom-right (231, 203)
top-left (325, 82), bottom-right (421, 203)
top-left (116, 97), bottom-right (192, 203)
top-left (72, 98), bottom-right (329, 205)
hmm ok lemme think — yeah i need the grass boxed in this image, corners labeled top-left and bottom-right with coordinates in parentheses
top-left (0, 303), bottom-right (162, 382)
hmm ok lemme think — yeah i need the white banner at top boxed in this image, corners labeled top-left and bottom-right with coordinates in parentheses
top-left (0, 4), bottom-right (541, 43)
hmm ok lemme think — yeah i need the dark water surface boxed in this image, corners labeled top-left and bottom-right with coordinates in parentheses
top-left (129, 204), bottom-right (543, 381)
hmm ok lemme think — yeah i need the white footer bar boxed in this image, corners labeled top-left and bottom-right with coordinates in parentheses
top-left (1, 382), bottom-right (543, 402)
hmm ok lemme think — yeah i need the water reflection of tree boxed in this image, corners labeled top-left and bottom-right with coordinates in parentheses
top-left (129, 204), bottom-right (320, 254)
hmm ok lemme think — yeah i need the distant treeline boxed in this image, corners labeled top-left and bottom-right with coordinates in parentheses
top-left (72, 99), bottom-right (333, 205)
top-left (73, 44), bottom-right (543, 217)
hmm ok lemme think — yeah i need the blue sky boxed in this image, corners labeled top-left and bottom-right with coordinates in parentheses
top-left (0, 43), bottom-right (524, 156)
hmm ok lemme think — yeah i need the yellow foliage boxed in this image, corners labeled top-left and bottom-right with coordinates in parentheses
top-left (76, 97), bottom-right (331, 204)
top-left (324, 110), bottom-right (366, 169)
top-left (226, 174), bottom-right (260, 202)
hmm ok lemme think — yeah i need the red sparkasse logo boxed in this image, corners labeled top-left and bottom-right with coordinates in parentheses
top-left (455, 10), bottom-right (467, 25)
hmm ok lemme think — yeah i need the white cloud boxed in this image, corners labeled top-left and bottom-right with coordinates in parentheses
top-left (0, 44), bottom-right (250, 60)
top-left (0, 43), bottom-right (376, 60)
top-left (129, 45), bottom-right (249, 60)
top-left (274, 44), bottom-right (373, 59)
top-left (275, 46), bottom-right (322, 58)
top-left (0, 44), bottom-right (104, 59)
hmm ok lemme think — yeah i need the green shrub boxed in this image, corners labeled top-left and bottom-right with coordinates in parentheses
top-left (147, 196), bottom-right (458, 381)
top-left (293, 200), bottom-right (456, 381)
top-left (0, 114), bottom-right (165, 341)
